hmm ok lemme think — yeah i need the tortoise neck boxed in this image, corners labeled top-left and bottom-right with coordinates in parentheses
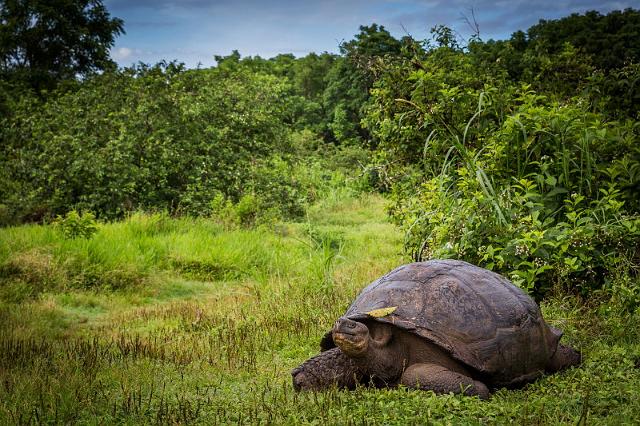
top-left (356, 338), bottom-right (406, 384)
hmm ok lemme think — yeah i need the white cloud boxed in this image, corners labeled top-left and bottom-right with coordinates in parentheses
top-left (112, 47), bottom-right (133, 60)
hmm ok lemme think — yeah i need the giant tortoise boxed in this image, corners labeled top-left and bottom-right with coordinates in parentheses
top-left (291, 260), bottom-right (580, 398)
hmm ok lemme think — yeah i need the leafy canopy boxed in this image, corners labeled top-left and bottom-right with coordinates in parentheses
top-left (0, 0), bottom-right (124, 90)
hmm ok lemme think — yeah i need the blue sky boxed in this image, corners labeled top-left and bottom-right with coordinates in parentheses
top-left (105, 0), bottom-right (640, 68)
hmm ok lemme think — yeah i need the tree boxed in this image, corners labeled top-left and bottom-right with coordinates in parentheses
top-left (292, 52), bottom-right (335, 100)
top-left (323, 24), bottom-right (405, 145)
top-left (0, 0), bottom-right (124, 90)
top-left (340, 24), bottom-right (403, 85)
top-left (526, 8), bottom-right (640, 71)
top-left (430, 25), bottom-right (459, 50)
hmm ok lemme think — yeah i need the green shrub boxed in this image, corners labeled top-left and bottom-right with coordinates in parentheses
top-left (604, 265), bottom-right (640, 314)
top-left (368, 51), bottom-right (640, 298)
top-left (54, 210), bottom-right (98, 240)
top-left (0, 63), bottom-right (295, 222)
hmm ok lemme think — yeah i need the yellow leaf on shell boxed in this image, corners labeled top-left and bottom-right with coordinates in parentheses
top-left (366, 307), bottom-right (397, 318)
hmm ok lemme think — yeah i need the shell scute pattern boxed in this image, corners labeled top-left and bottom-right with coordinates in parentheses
top-left (335, 260), bottom-right (559, 386)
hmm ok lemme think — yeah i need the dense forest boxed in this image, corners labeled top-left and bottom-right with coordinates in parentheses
top-left (1, 1), bottom-right (640, 423)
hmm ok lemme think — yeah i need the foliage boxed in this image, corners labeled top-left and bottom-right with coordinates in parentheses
top-left (0, 37), bottom-right (379, 224)
top-left (525, 8), bottom-right (640, 71)
top-left (0, 62), bottom-right (298, 222)
top-left (322, 57), bottom-right (370, 144)
top-left (54, 209), bottom-right (97, 239)
top-left (584, 63), bottom-right (640, 120)
top-left (0, 0), bottom-right (124, 91)
top-left (212, 51), bottom-right (337, 135)
top-left (361, 10), bottom-right (640, 298)
top-left (1, 3), bottom-right (639, 306)
top-left (472, 9), bottom-right (640, 82)
top-left (322, 24), bottom-right (411, 145)
top-left (367, 43), bottom-right (640, 297)
top-left (470, 9), bottom-right (640, 112)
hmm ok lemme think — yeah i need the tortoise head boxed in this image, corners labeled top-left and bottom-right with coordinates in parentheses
top-left (332, 317), bottom-right (393, 358)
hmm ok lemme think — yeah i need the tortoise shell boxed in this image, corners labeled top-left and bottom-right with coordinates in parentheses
top-left (321, 260), bottom-right (562, 386)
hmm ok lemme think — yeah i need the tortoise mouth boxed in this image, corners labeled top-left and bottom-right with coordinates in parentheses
top-left (332, 317), bottom-right (370, 357)
top-left (333, 332), bottom-right (368, 356)
top-left (334, 329), bottom-right (358, 337)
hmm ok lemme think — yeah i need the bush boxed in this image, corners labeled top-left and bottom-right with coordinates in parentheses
top-left (0, 63), bottom-right (294, 222)
top-left (368, 50), bottom-right (640, 298)
top-left (54, 210), bottom-right (98, 240)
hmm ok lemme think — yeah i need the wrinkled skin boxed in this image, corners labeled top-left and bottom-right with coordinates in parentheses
top-left (291, 347), bottom-right (361, 391)
top-left (292, 318), bottom-right (580, 399)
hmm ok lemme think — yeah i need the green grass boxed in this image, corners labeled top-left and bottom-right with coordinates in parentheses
top-left (1, 193), bottom-right (639, 424)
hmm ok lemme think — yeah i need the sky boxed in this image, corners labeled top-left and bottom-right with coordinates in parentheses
top-left (105, 0), bottom-right (640, 68)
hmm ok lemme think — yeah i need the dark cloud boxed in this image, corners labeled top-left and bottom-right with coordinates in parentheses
top-left (382, 0), bottom-right (638, 41)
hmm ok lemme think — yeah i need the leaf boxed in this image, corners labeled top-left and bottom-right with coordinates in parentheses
top-left (547, 186), bottom-right (568, 197)
top-left (366, 307), bottom-right (397, 318)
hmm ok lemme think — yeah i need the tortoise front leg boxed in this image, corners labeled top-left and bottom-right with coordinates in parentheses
top-left (400, 363), bottom-right (490, 399)
top-left (292, 347), bottom-right (362, 391)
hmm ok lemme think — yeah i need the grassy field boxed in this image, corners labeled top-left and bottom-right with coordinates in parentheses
top-left (1, 193), bottom-right (639, 425)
